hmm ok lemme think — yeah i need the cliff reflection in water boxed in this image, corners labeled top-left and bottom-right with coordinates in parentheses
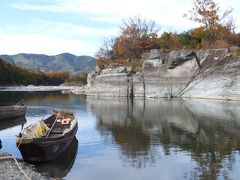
top-left (87, 98), bottom-right (240, 179)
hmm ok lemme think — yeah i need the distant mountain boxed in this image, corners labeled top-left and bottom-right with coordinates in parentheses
top-left (0, 53), bottom-right (96, 74)
top-left (0, 59), bottom-right (66, 86)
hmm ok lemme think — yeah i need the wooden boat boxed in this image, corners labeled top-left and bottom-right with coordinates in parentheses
top-left (0, 104), bottom-right (26, 120)
top-left (36, 137), bottom-right (78, 178)
top-left (16, 110), bottom-right (78, 162)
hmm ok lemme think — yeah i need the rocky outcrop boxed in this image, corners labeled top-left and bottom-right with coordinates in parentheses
top-left (181, 54), bottom-right (240, 100)
top-left (86, 47), bottom-right (240, 100)
top-left (141, 48), bottom-right (212, 98)
top-left (86, 66), bottom-right (133, 97)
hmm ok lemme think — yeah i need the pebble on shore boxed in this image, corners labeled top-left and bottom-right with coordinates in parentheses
top-left (0, 152), bottom-right (48, 180)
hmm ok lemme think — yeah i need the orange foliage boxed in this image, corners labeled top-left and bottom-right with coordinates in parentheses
top-left (113, 17), bottom-right (158, 61)
top-left (191, 27), bottom-right (205, 38)
top-left (96, 16), bottom-right (159, 69)
top-left (96, 6), bottom-right (239, 70)
top-left (185, 0), bottom-right (234, 47)
top-left (97, 57), bottom-right (111, 70)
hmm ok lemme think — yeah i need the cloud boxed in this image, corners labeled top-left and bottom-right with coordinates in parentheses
top-left (25, 20), bottom-right (119, 39)
top-left (8, 0), bottom-right (240, 31)
top-left (0, 32), bottom-right (98, 56)
top-left (4, 0), bottom-right (240, 56)
top-left (9, 2), bottom-right (67, 13)
top-left (0, 19), bottom-right (119, 55)
top-left (8, 0), bottom-right (195, 30)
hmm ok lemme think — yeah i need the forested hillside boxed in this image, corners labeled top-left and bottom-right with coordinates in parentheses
top-left (0, 53), bottom-right (96, 74)
top-left (0, 59), bottom-right (87, 86)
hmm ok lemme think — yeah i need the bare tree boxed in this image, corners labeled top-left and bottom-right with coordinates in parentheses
top-left (184, 0), bottom-right (234, 47)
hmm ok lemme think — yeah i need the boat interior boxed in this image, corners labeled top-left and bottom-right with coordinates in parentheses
top-left (20, 110), bottom-right (75, 138)
top-left (44, 111), bottom-right (75, 138)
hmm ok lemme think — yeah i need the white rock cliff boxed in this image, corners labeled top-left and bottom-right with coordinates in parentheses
top-left (86, 47), bottom-right (240, 100)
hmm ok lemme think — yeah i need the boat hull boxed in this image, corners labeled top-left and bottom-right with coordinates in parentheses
top-left (17, 122), bottom-right (78, 162)
top-left (0, 105), bottom-right (26, 120)
top-left (35, 137), bottom-right (78, 178)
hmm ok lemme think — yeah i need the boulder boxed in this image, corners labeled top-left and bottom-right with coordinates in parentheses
top-left (149, 49), bottom-right (161, 59)
top-left (101, 66), bottom-right (127, 75)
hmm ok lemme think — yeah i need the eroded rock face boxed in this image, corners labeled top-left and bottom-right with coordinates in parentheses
top-left (86, 66), bottom-right (132, 97)
top-left (87, 71), bottom-right (97, 87)
top-left (142, 49), bottom-right (168, 73)
top-left (101, 66), bottom-right (127, 74)
top-left (86, 47), bottom-right (240, 100)
top-left (141, 49), bottom-right (203, 98)
top-left (148, 49), bottom-right (161, 59)
top-left (181, 58), bottom-right (240, 100)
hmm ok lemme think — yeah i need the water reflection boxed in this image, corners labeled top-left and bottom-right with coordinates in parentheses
top-left (0, 117), bottom-right (26, 131)
top-left (35, 137), bottom-right (78, 178)
top-left (0, 91), bottom-right (87, 107)
top-left (88, 98), bottom-right (240, 178)
top-left (0, 91), bottom-right (86, 179)
top-left (1, 91), bottom-right (240, 179)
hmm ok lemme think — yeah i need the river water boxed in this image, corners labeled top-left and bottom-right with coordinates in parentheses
top-left (0, 91), bottom-right (240, 180)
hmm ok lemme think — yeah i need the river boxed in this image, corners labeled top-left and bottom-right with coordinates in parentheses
top-left (0, 91), bottom-right (240, 179)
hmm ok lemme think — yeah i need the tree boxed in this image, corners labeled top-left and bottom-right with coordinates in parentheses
top-left (95, 37), bottom-right (116, 70)
top-left (178, 31), bottom-right (202, 49)
top-left (157, 31), bottom-right (201, 50)
top-left (96, 16), bottom-right (159, 69)
top-left (95, 37), bottom-right (116, 60)
top-left (114, 16), bottom-right (159, 61)
top-left (184, 0), bottom-right (234, 47)
top-left (158, 32), bottom-right (172, 49)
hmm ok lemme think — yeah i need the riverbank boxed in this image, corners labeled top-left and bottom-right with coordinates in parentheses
top-left (0, 85), bottom-right (76, 92)
top-left (0, 85), bottom-right (87, 95)
top-left (0, 152), bottom-right (47, 180)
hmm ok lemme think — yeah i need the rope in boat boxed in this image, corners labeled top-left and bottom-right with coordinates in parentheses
top-left (46, 112), bottom-right (60, 137)
top-left (16, 136), bottom-right (24, 154)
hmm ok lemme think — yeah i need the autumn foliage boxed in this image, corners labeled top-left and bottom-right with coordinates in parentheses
top-left (184, 0), bottom-right (235, 47)
top-left (97, 0), bottom-right (240, 70)
top-left (96, 16), bottom-right (159, 69)
top-left (114, 17), bottom-right (158, 61)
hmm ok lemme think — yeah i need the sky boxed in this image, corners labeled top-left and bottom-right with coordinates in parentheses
top-left (0, 0), bottom-right (239, 56)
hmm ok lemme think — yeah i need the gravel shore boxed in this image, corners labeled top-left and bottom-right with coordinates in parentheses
top-left (0, 152), bottom-right (48, 180)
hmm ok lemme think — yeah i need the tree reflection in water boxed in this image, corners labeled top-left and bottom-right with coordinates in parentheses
top-left (97, 117), bottom-right (156, 168)
top-left (88, 97), bottom-right (240, 178)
